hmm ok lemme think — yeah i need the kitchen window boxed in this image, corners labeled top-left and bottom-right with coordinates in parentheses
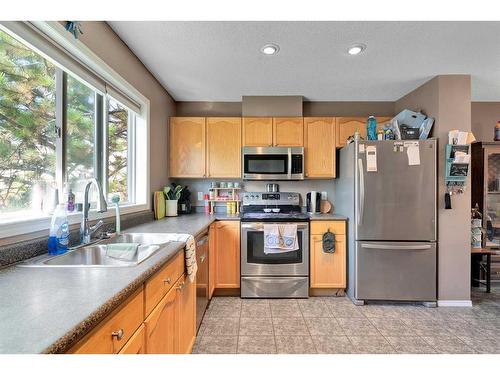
top-left (0, 23), bottom-right (149, 238)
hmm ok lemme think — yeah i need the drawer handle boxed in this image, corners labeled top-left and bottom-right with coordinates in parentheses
top-left (163, 277), bottom-right (172, 284)
top-left (111, 328), bottom-right (124, 341)
top-left (176, 281), bottom-right (185, 291)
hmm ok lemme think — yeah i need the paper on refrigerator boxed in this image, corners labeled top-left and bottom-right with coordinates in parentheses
top-left (366, 145), bottom-right (377, 172)
top-left (404, 141), bottom-right (420, 166)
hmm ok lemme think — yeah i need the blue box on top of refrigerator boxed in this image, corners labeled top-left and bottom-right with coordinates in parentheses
top-left (335, 138), bottom-right (437, 306)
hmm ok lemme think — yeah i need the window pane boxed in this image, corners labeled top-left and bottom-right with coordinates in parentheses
top-left (0, 29), bottom-right (56, 218)
top-left (66, 74), bottom-right (96, 201)
top-left (107, 98), bottom-right (128, 202)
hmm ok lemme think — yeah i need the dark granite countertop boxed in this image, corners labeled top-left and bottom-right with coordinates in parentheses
top-left (308, 213), bottom-right (348, 221)
top-left (0, 213), bottom-right (222, 354)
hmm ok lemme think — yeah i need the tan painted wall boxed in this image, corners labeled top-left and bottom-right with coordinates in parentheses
top-left (77, 21), bottom-right (176, 193)
top-left (176, 101), bottom-right (395, 117)
top-left (471, 102), bottom-right (500, 142)
top-left (396, 75), bottom-right (471, 302)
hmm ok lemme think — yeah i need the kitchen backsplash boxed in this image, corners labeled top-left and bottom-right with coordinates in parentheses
top-left (171, 179), bottom-right (335, 208)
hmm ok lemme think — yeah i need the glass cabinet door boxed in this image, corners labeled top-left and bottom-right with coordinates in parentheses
top-left (485, 149), bottom-right (500, 247)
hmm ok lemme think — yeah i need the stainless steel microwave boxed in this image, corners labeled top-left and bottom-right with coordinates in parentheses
top-left (242, 147), bottom-right (304, 180)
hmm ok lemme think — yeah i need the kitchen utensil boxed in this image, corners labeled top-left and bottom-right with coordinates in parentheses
top-left (320, 200), bottom-right (332, 214)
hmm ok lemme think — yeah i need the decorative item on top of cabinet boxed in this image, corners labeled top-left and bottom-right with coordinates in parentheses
top-left (214, 221), bottom-right (241, 289)
top-left (169, 117), bottom-right (206, 177)
top-left (206, 117), bottom-right (242, 178)
top-left (304, 117), bottom-right (336, 178)
top-left (310, 221), bottom-right (346, 289)
top-left (242, 117), bottom-right (273, 146)
top-left (273, 117), bottom-right (304, 147)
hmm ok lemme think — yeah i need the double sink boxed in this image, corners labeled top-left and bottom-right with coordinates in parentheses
top-left (19, 233), bottom-right (175, 268)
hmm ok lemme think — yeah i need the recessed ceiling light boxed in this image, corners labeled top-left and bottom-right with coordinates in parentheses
top-left (348, 44), bottom-right (366, 55)
top-left (261, 43), bottom-right (280, 55)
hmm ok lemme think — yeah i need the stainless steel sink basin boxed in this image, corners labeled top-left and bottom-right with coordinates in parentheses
top-left (18, 232), bottom-right (175, 268)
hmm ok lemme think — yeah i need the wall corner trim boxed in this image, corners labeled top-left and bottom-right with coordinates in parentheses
top-left (437, 300), bottom-right (473, 307)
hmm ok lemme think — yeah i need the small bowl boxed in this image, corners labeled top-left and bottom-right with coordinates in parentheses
top-left (263, 208), bottom-right (272, 213)
top-left (272, 208), bottom-right (281, 213)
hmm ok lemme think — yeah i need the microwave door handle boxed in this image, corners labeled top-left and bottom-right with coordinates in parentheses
top-left (287, 148), bottom-right (292, 179)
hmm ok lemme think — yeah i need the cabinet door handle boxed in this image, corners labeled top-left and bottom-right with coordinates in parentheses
top-left (163, 277), bottom-right (171, 284)
top-left (176, 281), bottom-right (185, 291)
top-left (111, 328), bottom-right (124, 341)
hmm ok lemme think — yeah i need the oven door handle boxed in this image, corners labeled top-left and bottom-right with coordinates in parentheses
top-left (241, 223), bottom-right (309, 230)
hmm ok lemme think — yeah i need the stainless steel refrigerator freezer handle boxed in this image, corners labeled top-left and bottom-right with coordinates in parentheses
top-left (357, 158), bottom-right (365, 226)
top-left (361, 244), bottom-right (432, 250)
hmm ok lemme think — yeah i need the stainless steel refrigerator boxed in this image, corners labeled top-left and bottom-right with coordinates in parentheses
top-left (335, 138), bottom-right (437, 305)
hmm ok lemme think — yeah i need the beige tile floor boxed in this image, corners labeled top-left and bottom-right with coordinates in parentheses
top-left (192, 286), bottom-right (500, 354)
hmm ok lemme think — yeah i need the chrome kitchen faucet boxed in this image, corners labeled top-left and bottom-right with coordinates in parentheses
top-left (80, 178), bottom-right (108, 245)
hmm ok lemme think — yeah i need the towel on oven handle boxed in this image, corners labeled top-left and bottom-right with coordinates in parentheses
top-left (264, 224), bottom-right (299, 254)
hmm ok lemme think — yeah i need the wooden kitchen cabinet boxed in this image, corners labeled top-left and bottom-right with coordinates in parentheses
top-left (310, 221), bottom-right (347, 289)
top-left (304, 117), bottom-right (336, 178)
top-left (208, 223), bottom-right (217, 299)
top-left (273, 117), bottom-right (304, 146)
top-left (176, 274), bottom-right (196, 354)
top-left (144, 284), bottom-right (177, 354)
top-left (242, 117), bottom-right (273, 146)
top-left (214, 221), bottom-right (241, 288)
top-left (206, 117), bottom-right (242, 178)
top-left (169, 117), bottom-right (206, 177)
top-left (70, 288), bottom-right (144, 354)
top-left (118, 324), bottom-right (145, 354)
top-left (335, 117), bottom-right (367, 148)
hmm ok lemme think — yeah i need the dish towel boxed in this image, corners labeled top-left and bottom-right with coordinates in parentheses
top-left (161, 233), bottom-right (198, 283)
top-left (106, 243), bottom-right (139, 260)
top-left (264, 224), bottom-right (299, 254)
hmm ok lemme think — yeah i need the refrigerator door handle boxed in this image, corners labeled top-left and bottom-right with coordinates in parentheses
top-left (357, 158), bottom-right (365, 226)
top-left (361, 244), bottom-right (432, 250)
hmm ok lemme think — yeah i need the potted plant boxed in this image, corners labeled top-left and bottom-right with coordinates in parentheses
top-left (163, 184), bottom-right (184, 217)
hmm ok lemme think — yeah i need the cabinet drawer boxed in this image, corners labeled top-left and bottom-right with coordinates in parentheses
top-left (71, 288), bottom-right (144, 354)
top-left (118, 324), bottom-right (145, 354)
top-left (310, 221), bottom-right (346, 235)
top-left (145, 251), bottom-right (184, 316)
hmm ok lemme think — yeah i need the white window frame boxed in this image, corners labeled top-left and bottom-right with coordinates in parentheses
top-left (0, 22), bottom-right (151, 241)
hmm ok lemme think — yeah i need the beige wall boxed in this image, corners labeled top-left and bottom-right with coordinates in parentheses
top-left (176, 101), bottom-right (395, 117)
top-left (396, 75), bottom-right (472, 302)
top-left (77, 21), bottom-right (176, 193)
top-left (471, 102), bottom-right (500, 142)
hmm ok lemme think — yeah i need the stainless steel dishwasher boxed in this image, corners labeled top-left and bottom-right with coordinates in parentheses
top-left (195, 231), bottom-right (209, 332)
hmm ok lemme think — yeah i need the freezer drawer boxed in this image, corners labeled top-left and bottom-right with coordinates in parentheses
top-left (355, 241), bottom-right (436, 301)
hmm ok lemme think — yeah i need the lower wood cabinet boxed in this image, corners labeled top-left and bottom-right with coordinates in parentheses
top-left (69, 250), bottom-right (196, 354)
top-left (119, 324), bottom-right (146, 354)
top-left (144, 283), bottom-right (177, 354)
top-left (213, 221), bottom-right (240, 289)
top-left (310, 221), bottom-right (347, 289)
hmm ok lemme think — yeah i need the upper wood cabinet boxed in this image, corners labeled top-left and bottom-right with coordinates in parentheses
top-left (336, 117), bottom-right (367, 148)
top-left (214, 221), bottom-right (240, 289)
top-left (242, 117), bottom-right (273, 146)
top-left (169, 117), bottom-right (206, 177)
top-left (206, 117), bottom-right (242, 178)
top-left (304, 117), bottom-right (336, 178)
top-left (273, 117), bottom-right (304, 147)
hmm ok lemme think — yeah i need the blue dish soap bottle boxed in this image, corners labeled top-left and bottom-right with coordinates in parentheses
top-left (366, 116), bottom-right (378, 140)
top-left (48, 204), bottom-right (69, 255)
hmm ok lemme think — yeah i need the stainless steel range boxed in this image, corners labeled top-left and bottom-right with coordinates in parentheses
top-left (240, 192), bottom-right (309, 298)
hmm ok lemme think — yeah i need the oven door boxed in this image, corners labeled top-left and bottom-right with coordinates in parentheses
top-left (241, 222), bottom-right (309, 276)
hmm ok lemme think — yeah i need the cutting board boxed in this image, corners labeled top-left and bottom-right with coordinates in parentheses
top-left (320, 200), bottom-right (332, 214)
top-left (154, 191), bottom-right (166, 220)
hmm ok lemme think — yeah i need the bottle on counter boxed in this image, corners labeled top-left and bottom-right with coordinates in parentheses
top-left (66, 188), bottom-right (75, 212)
top-left (48, 204), bottom-right (69, 255)
top-left (204, 194), bottom-right (210, 214)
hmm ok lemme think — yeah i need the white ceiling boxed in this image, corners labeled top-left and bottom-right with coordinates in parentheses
top-left (108, 21), bottom-right (500, 102)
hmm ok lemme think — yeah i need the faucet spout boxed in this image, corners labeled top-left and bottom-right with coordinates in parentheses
top-left (80, 178), bottom-right (108, 244)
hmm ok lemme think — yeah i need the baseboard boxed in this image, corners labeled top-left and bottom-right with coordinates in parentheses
top-left (437, 300), bottom-right (473, 307)
top-left (309, 288), bottom-right (345, 297)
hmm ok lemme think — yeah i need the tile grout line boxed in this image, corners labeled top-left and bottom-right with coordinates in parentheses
top-left (298, 299), bottom-right (317, 354)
